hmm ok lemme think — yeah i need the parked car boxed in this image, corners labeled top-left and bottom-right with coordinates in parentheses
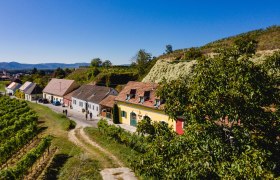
top-left (52, 100), bottom-right (61, 106)
top-left (38, 98), bottom-right (43, 103)
top-left (42, 98), bottom-right (49, 104)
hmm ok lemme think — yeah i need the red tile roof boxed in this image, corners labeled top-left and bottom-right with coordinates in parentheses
top-left (115, 81), bottom-right (163, 110)
top-left (100, 95), bottom-right (117, 108)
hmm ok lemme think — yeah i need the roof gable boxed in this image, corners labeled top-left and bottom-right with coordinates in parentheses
top-left (25, 84), bottom-right (42, 95)
top-left (7, 82), bottom-right (21, 91)
top-left (19, 81), bottom-right (33, 91)
top-left (43, 78), bottom-right (77, 96)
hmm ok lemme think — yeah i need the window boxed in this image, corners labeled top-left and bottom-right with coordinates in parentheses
top-left (88, 104), bottom-right (91, 109)
top-left (121, 111), bottom-right (127, 118)
top-left (154, 99), bottom-right (161, 107)
top-left (73, 100), bottom-right (76, 105)
top-left (79, 101), bottom-right (83, 107)
top-left (139, 96), bottom-right (144, 103)
top-left (96, 106), bottom-right (99, 111)
top-left (126, 94), bottom-right (131, 101)
top-left (92, 105), bottom-right (94, 110)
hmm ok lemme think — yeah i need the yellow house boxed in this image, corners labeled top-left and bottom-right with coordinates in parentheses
top-left (115, 81), bottom-right (176, 130)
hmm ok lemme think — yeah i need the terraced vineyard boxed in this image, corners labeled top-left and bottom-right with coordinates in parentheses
top-left (0, 96), bottom-right (52, 179)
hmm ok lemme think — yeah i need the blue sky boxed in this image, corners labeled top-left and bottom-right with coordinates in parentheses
top-left (0, 0), bottom-right (279, 65)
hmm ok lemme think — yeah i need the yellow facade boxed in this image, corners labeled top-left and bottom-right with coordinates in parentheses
top-left (117, 101), bottom-right (176, 130)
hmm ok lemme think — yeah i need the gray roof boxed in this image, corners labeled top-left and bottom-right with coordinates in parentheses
top-left (19, 81), bottom-right (33, 92)
top-left (72, 85), bottom-right (113, 104)
top-left (25, 84), bottom-right (42, 95)
top-left (7, 82), bottom-right (21, 91)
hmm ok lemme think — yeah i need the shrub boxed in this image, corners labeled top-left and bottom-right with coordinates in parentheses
top-left (112, 104), bottom-right (120, 124)
top-left (183, 47), bottom-right (203, 60)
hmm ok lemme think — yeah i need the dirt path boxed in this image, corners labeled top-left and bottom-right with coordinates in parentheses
top-left (68, 127), bottom-right (137, 180)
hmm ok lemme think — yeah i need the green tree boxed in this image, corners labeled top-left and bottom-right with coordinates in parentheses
top-left (156, 41), bottom-right (280, 176)
top-left (262, 51), bottom-right (280, 86)
top-left (132, 49), bottom-right (152, 78)
top-left (233, 36), bottom-right (258, 56)
top-left (136, 116), bottom-right (155, 136)
top-left (31, 68), bottom-right (38, 74)
top-left (91, 58), bottom-right (102, 67)
top-left (113, 104), bottom-right (120, 124)
top-left (102, 60), bottom-right (112, 67)
top-left (37, 70), bottom-right (45, 76)
top-left (53, 67), bottom-right (66, 78)
top-left (64, 68), bottom-right (72, 75)
top-left (165, 44), bottom-right (173, 54)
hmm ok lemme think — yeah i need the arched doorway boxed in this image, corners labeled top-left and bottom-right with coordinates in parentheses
top-left (130, 112), bottom-right (137, 127)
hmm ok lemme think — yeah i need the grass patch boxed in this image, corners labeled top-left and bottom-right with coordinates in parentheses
top-left (84, 127), bottom-right (140, 168)
top-left (0, 81), bottom-right (9, 92)
top-left (27, 103), bottom-right (101, 179)
top-left (74, 129), bottom-right (117, 168)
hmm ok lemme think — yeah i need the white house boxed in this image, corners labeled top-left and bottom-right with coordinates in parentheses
top-left (6, 82), bottom-right (21, 95)
top-left (24, 83), bottom-right (43, 101)
top-left (19, 81), bottom-right (33, 93)
top-left (71, 85), bottom-right (118, 118)
top-left (43, 78), bottom-right (79, 103)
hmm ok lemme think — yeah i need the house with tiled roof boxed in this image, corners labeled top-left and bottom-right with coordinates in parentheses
top-left (71, 85), bottom-right (118, 118)
top-left (6, 82), bottom-right (21, 95)
top-left (43, 78), bottom-right (79, 103)
top-left (24, 83), bottom-right (43, 101)
top-left (15, 81), bottom-right (34, 99)
top-left (99, 95), bottom-right (117, 119)
top-left (115, 81), bottom-right (176, 130)
top-left (19, 81), bottom-right (33, 93)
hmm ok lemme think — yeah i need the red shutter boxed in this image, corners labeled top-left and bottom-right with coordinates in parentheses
top-left (176, 119), bottom-right (184, 135)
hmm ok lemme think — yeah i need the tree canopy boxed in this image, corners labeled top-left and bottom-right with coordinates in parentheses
top-left (165, 44), bottom-right (173, 54)
top-left (102, 60), bottom-right (112, 67)
top-left (156, 40), bottom-right (280, 177)
top-left (132, 49), bottom-right (152, 78)
top-left (90, 58), bottom-right (102, 67)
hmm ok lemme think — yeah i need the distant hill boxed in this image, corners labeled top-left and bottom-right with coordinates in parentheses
top-left (0, 62), bottom-right (90, 70)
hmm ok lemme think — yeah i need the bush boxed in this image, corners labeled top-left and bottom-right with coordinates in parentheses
top-left (97, 119), bottom-right (148, 153)
top-left (183, 47), bottom-right (203, 60)
top-left (136, 116), bottom-right (155, 135)
top-left (68, 120), bottom-right (76, 130)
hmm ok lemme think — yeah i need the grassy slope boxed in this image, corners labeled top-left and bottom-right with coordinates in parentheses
top-left (84, 127), bottom-right (140, 168)
top-left (143, 26), bottom-right (280, 83)
top-left (27, 103), bottom-right (102, 180)
top-left (0, 81), bottom-right (9, 92)
top-left (158, 25), bottom-right (280, 60)
top-left (66, 66), bottom-right (138, 87)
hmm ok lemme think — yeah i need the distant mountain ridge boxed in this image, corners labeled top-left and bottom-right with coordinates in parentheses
top-left (0, 61), bottom-right (90, 70)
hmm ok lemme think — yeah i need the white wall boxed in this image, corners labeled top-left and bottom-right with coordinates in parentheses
top-left (6, 88), bottom-right (14, 95)
top-left (25, 94), bottom-right (42, 101)
top-left (72, 97), bottom-right (86, 112)
top-left (71, 89), bottom-right (118, 118)
top-left (43, 93), bottom-right (63, 103)
top-left (87, 102), bottom-right (100, 117)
